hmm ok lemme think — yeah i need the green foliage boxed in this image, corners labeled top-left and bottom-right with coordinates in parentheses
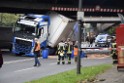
top-left (0, 13), bottom-right (20, 27)
top-left (107, 25), bottom-right (119, 35)
top-left (26, 64), bottom-right (112, 83)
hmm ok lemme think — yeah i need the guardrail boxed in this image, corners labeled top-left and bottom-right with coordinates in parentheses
top-left (81, 47), bottom-right (116, 54)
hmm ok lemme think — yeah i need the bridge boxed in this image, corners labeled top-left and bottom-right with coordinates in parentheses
top-left (0, 0), bottom-right (124, 18)
top-left (82, 17), bottom-right (120, 23)
top-left (0, 0), bottom-right (123, 32)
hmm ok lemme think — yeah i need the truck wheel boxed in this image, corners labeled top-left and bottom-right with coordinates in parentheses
top-left (9, 47), bottom-right (12, 52)
top-left (9, 44), bottom-right (12, 52)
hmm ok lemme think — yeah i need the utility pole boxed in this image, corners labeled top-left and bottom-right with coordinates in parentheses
top-left (77, 0), bottom-right (83, 74)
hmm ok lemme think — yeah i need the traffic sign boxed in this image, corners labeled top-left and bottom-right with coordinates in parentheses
top-left (77, 11), bottom-right (84, 21)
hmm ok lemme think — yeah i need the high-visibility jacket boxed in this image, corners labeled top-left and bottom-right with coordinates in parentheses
top-left (67, 44), bottom-right (72, 54)
top-left (35, 41), bottom-right (41, 51)
top-left (58, 51), bottom-right (65, 56)
top-left (111, 42), bottom-right (117, 59)
top-left (112, 43), bottom-right (116, 48)
top-left (111, 43), bottom-right (116, 54)
top-left (74, 47), bottom-right (78, 56)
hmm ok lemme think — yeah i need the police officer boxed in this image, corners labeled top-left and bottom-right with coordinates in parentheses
top-left (57, 49), bottom-right (65, 65)
top-left (66, 38), bottom-right (73, 64)
top-left (57, 41), bottom-right (65, 64)
top-left (33, 38), bottom-right (41, 67)
top-left (64, 42), bottom-right (68, 58)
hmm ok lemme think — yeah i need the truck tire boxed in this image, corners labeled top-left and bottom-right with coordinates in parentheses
top-left (9, 45), bottom-right (12, 52)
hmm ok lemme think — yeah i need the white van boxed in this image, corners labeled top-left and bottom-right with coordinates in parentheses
top-left (95, 33), bottom-right (111, 47)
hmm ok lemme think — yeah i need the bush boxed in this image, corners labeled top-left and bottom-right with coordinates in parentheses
top-left (0, 13), bottom-right (21, 27)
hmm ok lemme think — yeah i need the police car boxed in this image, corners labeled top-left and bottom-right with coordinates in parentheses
top-left (95, 33), bottom-right (111, 47)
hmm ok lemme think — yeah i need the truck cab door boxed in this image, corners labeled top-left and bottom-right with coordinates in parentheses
top-left (37, 25), bottom-right (48, 48)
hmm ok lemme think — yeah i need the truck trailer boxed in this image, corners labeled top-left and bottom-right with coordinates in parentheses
top-left (12, 12), bottom-right (75, 56)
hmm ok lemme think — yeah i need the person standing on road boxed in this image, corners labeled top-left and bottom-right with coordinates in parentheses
top-left (74, 41), bottom-right (78, 63)
top-left (57, 49), bottom-right (65, 65)
top-left (86, 36), bottom-right (95, 47)
top-left (111, 38), bottom-right (117, 64)
top-left (64, 42), bottom-right (68, 58)
top-left (33, 38), bottom-right (41, 67)
top-left (57, 41), bottom-right (65, 64)
top-left (66, 38), bottom-right (73, 64)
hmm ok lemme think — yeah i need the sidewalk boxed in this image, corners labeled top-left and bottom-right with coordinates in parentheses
top-left (96, 65), bottom-right (124, 83)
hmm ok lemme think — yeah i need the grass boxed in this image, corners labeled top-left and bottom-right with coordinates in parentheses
top-left (26, 64), bottom-right (112, 83)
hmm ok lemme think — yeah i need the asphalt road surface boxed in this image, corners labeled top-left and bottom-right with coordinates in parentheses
top-left (0, 51), bottom-right (112, 83)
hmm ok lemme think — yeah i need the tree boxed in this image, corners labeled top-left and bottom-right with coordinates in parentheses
top-left (0, 13), bottom-right (20, 27)
top-left (107, 25), bottom-right (118, 35)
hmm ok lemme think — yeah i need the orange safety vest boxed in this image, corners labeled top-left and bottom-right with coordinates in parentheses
top-left (35, 41), bottom-right (41, 51)
top-left (74, 47), bottom-right (78, 56)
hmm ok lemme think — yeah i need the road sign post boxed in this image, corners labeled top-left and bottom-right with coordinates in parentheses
top-left (77, 0), bottom-right (84, 74)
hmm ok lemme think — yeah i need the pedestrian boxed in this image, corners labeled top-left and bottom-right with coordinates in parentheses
top-left (111, 38), bottom-right (117, 64)
top-left (64, 42), bottom-right (68, 58)
top-left (66, 38), bottom-right (73, 64)
top-left (33, 38), bottom-right (41, 67)
top-left (57, 41), bottom-right (65, 64)
top-left (74, 45), bottom-right (78, 63)
top-left (86, 36), bottom-right (95, 47)
top-left (0, 49), bottom-right (3, 68)
top-left (57, 49), bottom-right (65, 65)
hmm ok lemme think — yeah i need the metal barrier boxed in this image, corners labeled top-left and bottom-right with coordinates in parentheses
top-left (81, 47), bottom-right (111, 54)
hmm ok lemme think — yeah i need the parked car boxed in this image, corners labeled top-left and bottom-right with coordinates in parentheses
top-left (0, 49), bottom-right (3, 68)
top-left (95, 33), bottom-right (111, 47)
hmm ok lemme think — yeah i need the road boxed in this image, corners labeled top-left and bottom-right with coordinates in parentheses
top-left (0, 51), bottom-right (112, 83)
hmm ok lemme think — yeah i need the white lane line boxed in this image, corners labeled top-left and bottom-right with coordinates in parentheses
top-left (14, 67), bottom-right (35, 73)
top-left (4, 58), bottom-right (34, 64)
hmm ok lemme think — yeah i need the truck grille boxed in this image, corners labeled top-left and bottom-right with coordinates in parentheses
top-left (15, 39), bottom-right (32, 53)
top-left (16, 39), bottom-right (32, 46)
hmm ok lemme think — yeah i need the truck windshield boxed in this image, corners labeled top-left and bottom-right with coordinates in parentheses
top-left (15, 24), bottom-right (36, 34)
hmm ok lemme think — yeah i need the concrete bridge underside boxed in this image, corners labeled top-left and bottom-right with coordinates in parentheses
top-left (0, 0), bottom-right (124, 18)
top-left (0, 0), bottom-right (123, 34)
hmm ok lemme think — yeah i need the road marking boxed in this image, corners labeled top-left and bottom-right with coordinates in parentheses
top-left (14, 67), bottom-right (35, 73)
top-left (4, 58), bottom-right (34, 64)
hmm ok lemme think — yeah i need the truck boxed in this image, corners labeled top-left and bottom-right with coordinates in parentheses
top-left (0, 27), bottom-right (13, 51)
top-left (12, 12), bottom-right (75, 56)
top-left (116, 24), bottom-right (124, 70)
top-left (112, 13), bottom-right (124, 70)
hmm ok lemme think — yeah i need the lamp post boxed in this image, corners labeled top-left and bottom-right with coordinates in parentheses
top-left (77, 0), bottom-right (83, 74)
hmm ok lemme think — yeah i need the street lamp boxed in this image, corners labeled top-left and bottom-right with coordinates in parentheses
top-left (77, 0), bottom-right (83, 74)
